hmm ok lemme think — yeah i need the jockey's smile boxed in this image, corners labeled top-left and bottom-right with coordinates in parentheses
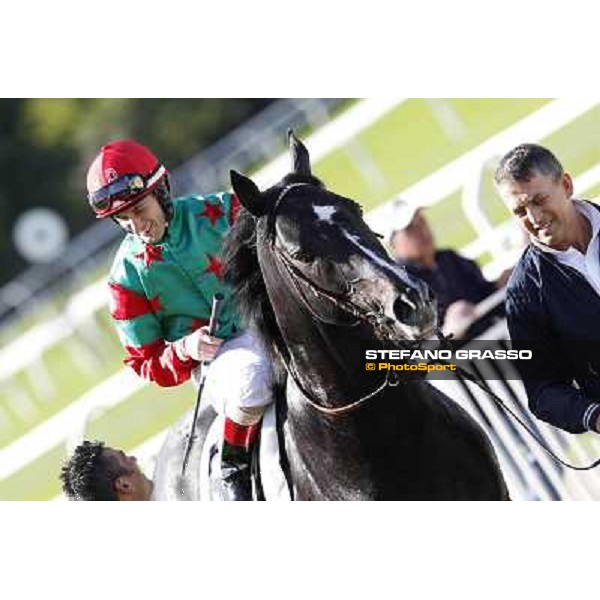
top-left (113, 194), bottom-right (168, 244)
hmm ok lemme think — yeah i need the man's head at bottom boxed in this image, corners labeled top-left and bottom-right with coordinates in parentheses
top-left (60, 440), bottom-right (153, 501)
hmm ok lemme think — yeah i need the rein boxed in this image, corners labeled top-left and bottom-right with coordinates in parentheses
top-left (272, 246), bottom-right (404, 416)
top-left (431, 337), bottom-right (600, 472)
top-left (286, 357), bottom-right (399, 417)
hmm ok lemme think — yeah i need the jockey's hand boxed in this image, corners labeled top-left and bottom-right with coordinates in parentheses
top-left (175, 327), bottom-right (224, 363)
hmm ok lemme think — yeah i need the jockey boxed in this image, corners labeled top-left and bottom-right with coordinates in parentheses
top-left (86, 139), bottom-right (272, 500)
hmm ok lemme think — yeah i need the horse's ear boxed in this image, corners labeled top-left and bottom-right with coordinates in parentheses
top-left (288, 129), bottom-right (311, 176)
top-left (230, 170), bottom-right (268, 217)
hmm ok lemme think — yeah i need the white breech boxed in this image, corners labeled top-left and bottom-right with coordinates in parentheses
top-left (192, 331), bottom-right (273, 426)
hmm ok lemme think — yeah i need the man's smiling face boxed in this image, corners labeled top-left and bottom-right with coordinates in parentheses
top-left (498, 171), bottom-right (574, 250)
top-left (114, 194), bottom-right (168, 244)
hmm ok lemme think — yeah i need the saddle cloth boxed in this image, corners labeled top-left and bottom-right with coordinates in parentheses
top-left (152, 404), bottom-right (291, 501)
top-left (200, 404), bottom-right (291, 501)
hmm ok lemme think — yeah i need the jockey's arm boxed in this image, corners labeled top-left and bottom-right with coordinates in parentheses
top-left (109, 281), bottom-right (199, 387)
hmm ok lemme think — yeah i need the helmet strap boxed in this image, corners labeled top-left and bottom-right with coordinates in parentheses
top-left (111, 216), bottom-right (132, 234)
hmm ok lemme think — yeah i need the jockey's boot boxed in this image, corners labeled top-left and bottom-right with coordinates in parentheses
top-left (220, 417), bottom-right (260, 501)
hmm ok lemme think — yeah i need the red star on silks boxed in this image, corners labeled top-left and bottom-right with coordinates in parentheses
top-left (149, 295), bottom-right (163, 313)
top-left (109, 283), bottom-right (163, 319)
top-left (197, 201), bottom-right (224, 226)
top-left (205, 254), bottom-right (224, 279)
top-left (135, 244), bottom-right (164, 267)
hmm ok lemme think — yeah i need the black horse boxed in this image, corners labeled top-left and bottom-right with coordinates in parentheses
top-left (220, 131), bottom-right (509, 500)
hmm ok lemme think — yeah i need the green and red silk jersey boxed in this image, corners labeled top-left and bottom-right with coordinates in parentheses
top-left (108, 192), bottom-right (241, 387)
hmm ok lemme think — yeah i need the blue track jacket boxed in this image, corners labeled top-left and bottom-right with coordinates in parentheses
top-left (506, 206), bottom-right (600, 433)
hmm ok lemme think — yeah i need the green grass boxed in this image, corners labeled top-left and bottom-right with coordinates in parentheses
top-left (314, 99), bottom-right (549, 208)
top-left (15, 97), bottom-right (600, 501)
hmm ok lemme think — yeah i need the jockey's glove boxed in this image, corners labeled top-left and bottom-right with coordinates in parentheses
top-left (174, 327), bottom-right (224, 363)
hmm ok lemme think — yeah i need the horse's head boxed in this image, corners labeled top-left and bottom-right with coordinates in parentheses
top-left (229, 130), bottom-right (437, 342)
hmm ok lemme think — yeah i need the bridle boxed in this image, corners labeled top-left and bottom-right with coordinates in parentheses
top-left (264, 183), bottom-right (600, 470)
top-left (269, 183), bottom-right (401, 334)
top-left (267, 183), bottom-right (407, 416)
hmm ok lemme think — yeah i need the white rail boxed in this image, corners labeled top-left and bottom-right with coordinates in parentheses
top-left (366, 98), bottom-right (600, 240)
top-left (0, 369), bottom-right (146, 480)
top-left (431, 320), bottom-right (600, 500)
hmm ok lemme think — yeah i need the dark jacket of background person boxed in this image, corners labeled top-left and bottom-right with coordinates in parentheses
top-left (399, 249), bottom-right (497, 323)
top-left (506, 241), bottom-right (600, 433)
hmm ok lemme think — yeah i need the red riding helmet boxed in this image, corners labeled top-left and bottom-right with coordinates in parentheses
top-left (86, 139), bottom-right (169, 219)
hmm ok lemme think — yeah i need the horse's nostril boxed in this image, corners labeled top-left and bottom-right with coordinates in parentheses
top-left (392, 281), bottom-right (436, 328)
top-left (393, 292), bottom-right (420, 326)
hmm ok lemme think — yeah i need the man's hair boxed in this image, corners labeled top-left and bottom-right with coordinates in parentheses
top-left (494, 143), bottom-right (564, 186)
top-left (154, 177), bottom-right (173, 221)
top-left (60, 441), bottom-right (125, 501)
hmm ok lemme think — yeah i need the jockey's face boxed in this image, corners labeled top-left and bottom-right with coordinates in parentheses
top-left (114, 194), bottom-right (168, 244)
top-left (498, 171), bottom-right (575, 250)
top-left (103, 448), bottom-right (153, 501)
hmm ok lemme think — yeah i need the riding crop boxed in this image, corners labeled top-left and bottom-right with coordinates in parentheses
top-left (180, 293), bottom-right (224, 481)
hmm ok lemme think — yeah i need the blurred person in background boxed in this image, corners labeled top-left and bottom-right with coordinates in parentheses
top-left (85, 139), bottom-right (271, 500)
top-left (388, 200), bottom-right (508, 338)
top-left (60, 440), bottom-right (153, 501)
top-left (496, 143), bottom-right (600, 435)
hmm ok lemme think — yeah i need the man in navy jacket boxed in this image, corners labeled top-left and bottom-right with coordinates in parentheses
top-left (495, 143), bottom-right (600, 434)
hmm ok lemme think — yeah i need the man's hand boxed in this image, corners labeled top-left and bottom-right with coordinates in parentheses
top-left (443, 300), bottom-right (477, 339)
top-left (175, 327), bottom-right (224, 362)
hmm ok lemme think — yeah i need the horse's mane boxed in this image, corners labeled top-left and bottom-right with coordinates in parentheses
top-left (222, 174), bottom-right (324, 393)
top-left (222, 200), bottom-right (287, 391)
top-left (222, 206), bottom-right (275, 348)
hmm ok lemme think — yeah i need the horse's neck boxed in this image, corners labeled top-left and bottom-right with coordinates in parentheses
top-left (282, 317), bottom-right (376, 406)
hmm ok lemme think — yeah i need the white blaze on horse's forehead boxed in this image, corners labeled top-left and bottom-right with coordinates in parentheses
top-left (339, 228), bottom-right (417, 287)
top-left (313, 205), bottom-right (338, 224)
